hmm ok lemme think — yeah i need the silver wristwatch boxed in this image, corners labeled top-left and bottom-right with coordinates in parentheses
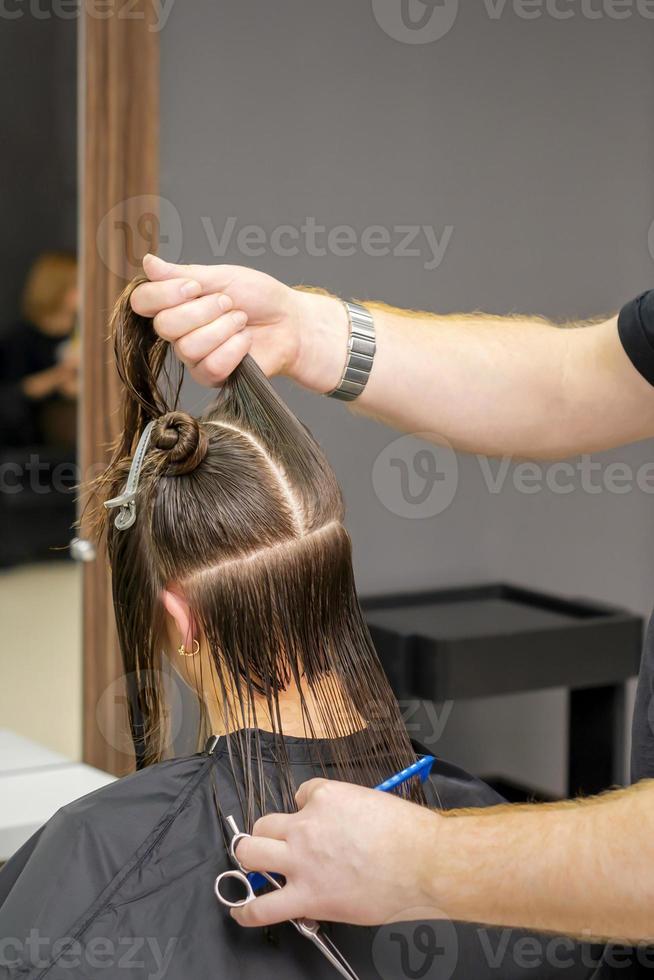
top-left (326, 301), bottom-right (376, 402)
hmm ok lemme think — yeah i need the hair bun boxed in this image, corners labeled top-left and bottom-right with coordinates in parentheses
top-left (151, 411), bottom-right (208, 476)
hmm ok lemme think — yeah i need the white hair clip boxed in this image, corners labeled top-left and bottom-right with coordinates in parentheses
top-left (104, 421), bottom-right (156, 530)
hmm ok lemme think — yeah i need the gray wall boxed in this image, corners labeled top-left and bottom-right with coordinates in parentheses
top-left (160, 0), bottom-right (654, 795)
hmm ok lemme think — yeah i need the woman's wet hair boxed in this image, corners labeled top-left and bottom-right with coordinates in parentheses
top-left (91, 277), bottom-right (423, 822)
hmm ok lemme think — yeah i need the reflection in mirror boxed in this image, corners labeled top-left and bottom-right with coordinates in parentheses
top-left (0, 13), bottom-right (81, 792)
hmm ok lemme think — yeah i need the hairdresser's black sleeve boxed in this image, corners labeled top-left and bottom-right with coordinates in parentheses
top-left (619, 290), bottom-right (654, 789)
top-left (617, 290), bottom-right (654, 386)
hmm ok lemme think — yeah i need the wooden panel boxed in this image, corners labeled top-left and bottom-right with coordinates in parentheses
top-left (79, 5), bottom-right (159, 774)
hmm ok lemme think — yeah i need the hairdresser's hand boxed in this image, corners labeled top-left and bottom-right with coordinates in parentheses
top-left (232, 779), bottom-right (443, 927)
top-left (130, 254), bottom-right (348, 392)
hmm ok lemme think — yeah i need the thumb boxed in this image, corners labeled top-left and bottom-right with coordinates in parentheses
top-left (143, 253), bottom-right (234, 292)
top-left (142, 253), bottom-right (186, 282)
top-left (230, 885), bottom-right (304, 929)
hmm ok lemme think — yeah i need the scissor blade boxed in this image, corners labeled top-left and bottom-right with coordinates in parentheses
top-left (309, 928), bottom-right (362, 980)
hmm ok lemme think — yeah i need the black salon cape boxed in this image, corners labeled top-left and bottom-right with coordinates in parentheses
top-left (0, 731), bottom-right (604, 979)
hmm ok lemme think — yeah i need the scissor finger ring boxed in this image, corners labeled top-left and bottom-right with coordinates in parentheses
top-left (214, 869), bottom-right (256, 908)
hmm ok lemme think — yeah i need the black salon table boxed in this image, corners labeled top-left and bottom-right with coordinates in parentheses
top-left (363, 584), bottom-right (643, 798)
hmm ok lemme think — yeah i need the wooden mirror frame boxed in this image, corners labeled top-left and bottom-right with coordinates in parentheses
top-left (79, 4), bottom-right (159, 775)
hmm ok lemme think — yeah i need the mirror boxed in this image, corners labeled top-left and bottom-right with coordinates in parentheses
top-left (0, 12), bottom-right (81, 765)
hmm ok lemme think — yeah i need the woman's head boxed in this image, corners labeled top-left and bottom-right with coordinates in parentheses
top-left (95, 278), bottom-right (419, 815)
top-left (22, 251), bottom-right (78, 334)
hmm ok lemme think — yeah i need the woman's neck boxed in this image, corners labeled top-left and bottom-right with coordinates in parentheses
top-left (203, 672), bottom-right (367, 740)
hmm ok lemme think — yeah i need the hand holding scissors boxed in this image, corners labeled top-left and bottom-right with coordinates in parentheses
top-left (214, 814), bottom-right (361, 980)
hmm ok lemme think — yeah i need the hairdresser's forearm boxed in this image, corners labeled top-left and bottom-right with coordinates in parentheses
top-left (294, 291), bottom-right (654, 458)
top-left (134, 258), bottom-right (654, 454)
top-left (429, 781), bottom-right (654, 943)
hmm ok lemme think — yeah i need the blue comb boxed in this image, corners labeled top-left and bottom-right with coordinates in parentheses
top-left (248, 870), bottom-right (283, 891)
top-left (374, 754), bottom-right (436, 793)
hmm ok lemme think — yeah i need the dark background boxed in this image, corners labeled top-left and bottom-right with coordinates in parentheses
top-left (0, 12), bottom-right (77, 323)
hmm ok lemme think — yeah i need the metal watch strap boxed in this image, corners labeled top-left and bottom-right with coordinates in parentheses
top-left (327, 301), bottom-right (376, 402)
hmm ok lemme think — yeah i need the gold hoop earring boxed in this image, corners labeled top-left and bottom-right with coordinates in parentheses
top-left (177, 639), bottom-right (200, 658)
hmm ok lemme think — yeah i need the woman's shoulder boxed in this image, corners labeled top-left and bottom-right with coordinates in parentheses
top-left (58, 751), bottom-right (206, 820)
top-left (422, 754), bottom-right (505, 809)
top-left (0, 752), bottom-right (214, 941)
top-left (0, 752), bottom-right (209, 899)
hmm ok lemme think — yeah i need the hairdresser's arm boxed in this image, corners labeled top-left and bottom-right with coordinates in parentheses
top-left (233, 777), bottom-right (654, 942)
top-left (131, 255), bottom-right (654, 458)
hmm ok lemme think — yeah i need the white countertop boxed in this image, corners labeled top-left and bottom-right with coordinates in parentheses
top-left (0, 729), bottom-right (115, 861)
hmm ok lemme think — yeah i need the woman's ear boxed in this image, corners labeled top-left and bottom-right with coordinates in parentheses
top-left (161, 587), bottom-right (194, 648)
